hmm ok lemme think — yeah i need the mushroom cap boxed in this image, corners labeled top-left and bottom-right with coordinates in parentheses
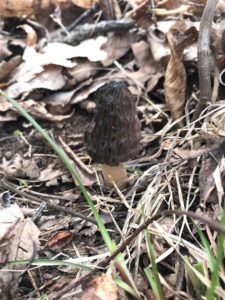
top-left (85, 81), bottom-right (142, 166)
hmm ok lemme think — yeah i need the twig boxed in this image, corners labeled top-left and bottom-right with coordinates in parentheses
top-left (50, 208), bottom-right (225, 299)
top-left (51, 19), bottom-right (135, 44)
top-left (193, 0), bottom-right (219, 120)
top-left (68, 3), bottom-right (100, 31)
top-left (1, 177), bottom-right (97, 225)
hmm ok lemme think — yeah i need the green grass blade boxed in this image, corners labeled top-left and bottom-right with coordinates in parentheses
top-left (145, 228), bottom-right (164, 300)
top-left (183, 257), bottom-right (206, 299)
top-left (193, 221), bottom-right (215, 272)
top-left (144, 268), bottom-right (162, 300)
top-left (114, 278), bottom-right (140, 298)
top-left (206, 202), bottom-right (225, 300)
top-left (39, 293), bottom-right (47, 300)
top-left (8, 258), bottom-right (92, 270)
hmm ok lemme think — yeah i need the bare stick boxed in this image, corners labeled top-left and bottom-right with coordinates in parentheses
top-left (193, 0), bottom-right (219, 121)
top-left (1, 177), bottom-right (97, 225)
top-left (51, 19), bottom-right (135, 44)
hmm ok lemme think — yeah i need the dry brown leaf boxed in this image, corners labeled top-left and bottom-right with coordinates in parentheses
top-left (156, 0), bottom-right (185, 9)
top-left (131, 40), bottom-right (161, 90)
top-left (101, 34), bottom-right (131, 66)
top-left (18, 24), bottom-right (37, 47)
top-left (71, 0), bottom-right (98, 8)
top-left (81, 274), bottom-right (118, 300)
top-left (0, 56), bottom-right (22, 82)
top-left (0, 0), bottom-right (82, 17)
top-left (65, 61), bottom-right (99, 87)
top-left (0, 154), bottom-right (40, 179)
top-left (0, 95), bottom-right (13, 112)
top-left (46, 231), bottom-right (73, 250)
top-left (22, 99), bottom-right (74, 122)
top-left (131, 40), bottom-right (160, 74)
top-left (70, 80), bottom-right (106, 104)
top-left (148, 21), bottom-right (175, 63)
top-left (0, 203), bottom-right (40, 297)
top-left (199, 157), bottom-right (218, 206)
top-left (130, 0), bottom-right (153, 28)
top-left (99, 0), bottom-right (116, 20)
top-left (38, 162), bottom-right (67, 186)
top-left (164, 30), bottom-right (186, 123)
top-left (0, 38), bottom-right (12, 60)
top-left (59, 137), bottom-right (97, 186)
top-left (199, 142), bottom-right (225, 205)
top-left (0, 0), bottom-right (34, 17)
top-left (164, 21), bottom-right (198, 124)
top-left (6, 65), bottom-right (66, 99)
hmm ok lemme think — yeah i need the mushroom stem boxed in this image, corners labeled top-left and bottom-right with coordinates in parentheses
top-left (102, 163), bottom-right (127, 188)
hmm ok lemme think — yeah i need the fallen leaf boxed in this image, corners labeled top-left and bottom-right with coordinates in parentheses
top-left (0, 154), bottom-right (40, 179)
top-left (81, 274), bottom-right (118, 300)
top-left (164, 23), bottom-right (187, 124)
top-left (71, 0), bottom-right (98, 9)
top-left (66, 61), bottom-right (99, 87)
top-left (0, 203), bottom-right (40, 297)
top-left (46, 231), bottom-right (73, 250)
top-left (59, 137), bottom-right (97, 186)
top-left (18, 24), bottom-right (38, 47)
top-left (164, 21), bottom-right (198, 124)
top-left (130, 40), bottom-right (162, 91)
top-left (43, 37), bottom-right (107, 62)
top-left (101, 34), bottom-right (131, 66)
top-left (6, 65), bottom-right (66, 98)
top-left (0, 38), bottom-right (12, 60)
top-left (199, 142), bottom-right (225, 205)
top-left (38, 162), bottom-right (67, 186)
top-left (0, 56), bottom-right (22, 82)
top-left (156, 0), bottom-right (184, 10)
top-left (131, 0), bottom-right (154, 28)
top-left (22, 99), bottom-right (74, 122)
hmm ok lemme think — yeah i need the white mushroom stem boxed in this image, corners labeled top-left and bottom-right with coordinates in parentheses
top-left (102, 163), bottom-right (127, 188)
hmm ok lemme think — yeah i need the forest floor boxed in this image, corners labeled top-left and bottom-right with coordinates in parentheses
top-left (1, 1), bottom-right (225, 299)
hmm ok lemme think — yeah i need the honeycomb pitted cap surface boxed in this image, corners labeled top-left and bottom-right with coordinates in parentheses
top-left (85, 81), bottom-right (142, 166)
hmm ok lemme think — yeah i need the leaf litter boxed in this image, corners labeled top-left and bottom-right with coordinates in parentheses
top-left (1, 0), bottom-right (225, 299)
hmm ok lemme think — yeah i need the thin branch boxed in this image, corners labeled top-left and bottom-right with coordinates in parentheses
top-left (193, 0), bottom-right (219, 121)
top-left (1, 177), bottom-right (97, 225)
top-left (51, 19), bottom-right (135, 44)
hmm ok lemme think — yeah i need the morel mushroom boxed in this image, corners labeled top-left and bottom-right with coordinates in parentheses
top-left (85, 81), bottom-right (142, 188)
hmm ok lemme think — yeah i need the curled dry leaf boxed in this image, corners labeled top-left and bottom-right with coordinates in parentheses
top-left (81, 274), bottom-right (118, 300)
top-left (22, 99), bottom-right (74, 122)
top-left (164, 21), bottom-right (198, 124)
top-left (18, 24), bottom-right (38, 47)
top-left (59, 137), bottom-right (96, 186)
top-left (46, 231), bottom-right (73, 250)
top-left (164, 29), bottom-right (186, 123)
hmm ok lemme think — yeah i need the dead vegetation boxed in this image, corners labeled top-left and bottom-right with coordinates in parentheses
top-left (1, 0), bottom-right (225, 299)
